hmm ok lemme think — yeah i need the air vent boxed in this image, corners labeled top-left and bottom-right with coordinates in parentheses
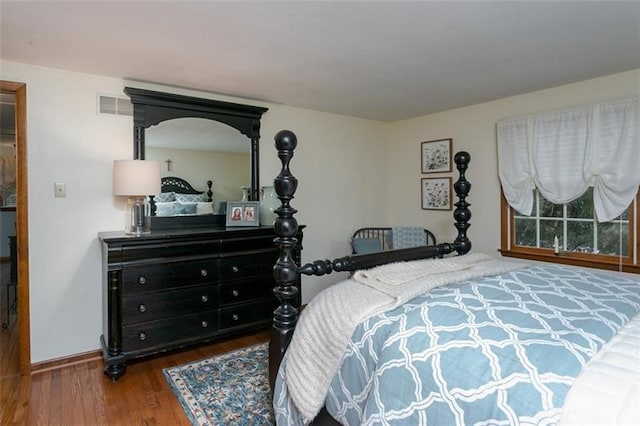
top-left (98, 94), bottom-right (132, 117)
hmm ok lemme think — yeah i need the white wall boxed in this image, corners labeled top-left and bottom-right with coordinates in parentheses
top-left (0, 61), bottom-right (388, 363)
top-left (387, 69), bottom-right (640, 256)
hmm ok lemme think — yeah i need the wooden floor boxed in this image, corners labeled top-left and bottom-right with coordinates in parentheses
top-left (0, 270), bottom-right (270, 426)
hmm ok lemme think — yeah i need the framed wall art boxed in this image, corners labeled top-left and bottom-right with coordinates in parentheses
top-left (421, 138), bottom-right (452, 173)
top-left (226, 201), bottom-right (260, 227)
top-left (421, 177), bottom-right (452, 210)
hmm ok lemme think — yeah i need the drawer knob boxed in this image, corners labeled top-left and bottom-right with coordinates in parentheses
top-left (231, 265), bottom-right (239, 273)
top-left (232, 314), bottom-right (239, 321)
top-left (201, 320), bottom-right (208, 328)
top-left (200, 269), bottom-right (208, 277)
top-left (138, 332), bottom-right (147, 341)
top-left (201, 295), bottom-right (209, 303)
top-left (138, 304), bottom-right (147, 313)
top-left (232, 290), bottom-right (239, 297)
top-left (138, 276), bottom-right (147, 285)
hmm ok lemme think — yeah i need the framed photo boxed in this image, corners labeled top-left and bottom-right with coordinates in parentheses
top-left (421, 138), bottom-right (452, 173)
top-left (226, 201), bottom-right (260, 227)
top-left (422, 177), bottom-right (452, 210)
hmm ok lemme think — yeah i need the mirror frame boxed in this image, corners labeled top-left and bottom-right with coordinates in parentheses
top-left (124, 87), bottom-right (268, 229)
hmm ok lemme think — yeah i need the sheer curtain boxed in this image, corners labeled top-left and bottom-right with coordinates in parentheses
top-left (498, 96), bottom-right (640, 222)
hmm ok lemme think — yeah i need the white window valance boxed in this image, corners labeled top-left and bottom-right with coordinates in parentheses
top-left (498, 96), bottom-right (640, 222)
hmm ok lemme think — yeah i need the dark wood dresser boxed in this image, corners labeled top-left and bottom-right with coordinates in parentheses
top-left (98, 226), bottom-right (302, 380)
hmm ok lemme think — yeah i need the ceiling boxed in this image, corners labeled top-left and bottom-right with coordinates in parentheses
top-left (1, 1), bottom-right (639, 121)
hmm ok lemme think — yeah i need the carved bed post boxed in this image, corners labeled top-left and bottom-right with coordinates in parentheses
top-left (268, 145), bottom-right (471, 391)
top-left (270, 130), bottom-right (300, 390)
top-left (452, 151), bottom-right (471, 254)
top-left (206, 180), bottom-right (213, 202)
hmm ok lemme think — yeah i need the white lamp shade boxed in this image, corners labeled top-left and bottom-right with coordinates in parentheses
top-left (113, 160), bottom-right (161, 196)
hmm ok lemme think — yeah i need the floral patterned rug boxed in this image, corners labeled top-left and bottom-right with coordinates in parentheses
top-left (163, 342), bottom-right (273, 425)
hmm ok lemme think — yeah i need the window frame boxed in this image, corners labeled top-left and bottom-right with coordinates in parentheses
top-left (500, 189), bottom-right (640, 274)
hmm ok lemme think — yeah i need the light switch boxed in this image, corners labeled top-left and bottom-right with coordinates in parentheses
top-left (54, 182), bottom-right (66, 198)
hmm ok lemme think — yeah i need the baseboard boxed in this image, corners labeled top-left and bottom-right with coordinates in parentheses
top-left (31, 349), bottom-right (102, 375)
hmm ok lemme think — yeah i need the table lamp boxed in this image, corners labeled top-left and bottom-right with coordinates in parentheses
top-left (113, 159), bottom-right (161, 235)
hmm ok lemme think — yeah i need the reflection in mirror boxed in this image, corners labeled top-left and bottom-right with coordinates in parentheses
top-left (145, 118), bottom-right (250, 217)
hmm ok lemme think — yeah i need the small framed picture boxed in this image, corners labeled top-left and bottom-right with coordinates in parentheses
top-left (226, 201), bottom-right (260, 227)
top-left (422, 177), bottom-right (452, 210)
top-left (421, 138), bottom-right (452, 173)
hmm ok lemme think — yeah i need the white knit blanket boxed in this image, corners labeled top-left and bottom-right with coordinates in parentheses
top-left (283, 253), bottom-right (525, 423)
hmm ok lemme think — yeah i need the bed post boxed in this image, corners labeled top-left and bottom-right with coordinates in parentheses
top-left (206, 180), bottom-right (213, 202)
top-left (269, 130), bottom-right (300, 391)
top-left (453, 151), bottom-right (471, 255)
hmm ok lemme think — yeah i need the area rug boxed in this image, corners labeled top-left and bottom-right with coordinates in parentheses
top-left (163, 342), bottom-right (273, 425)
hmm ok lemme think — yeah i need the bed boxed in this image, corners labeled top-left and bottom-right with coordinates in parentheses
top-left (149, 176), bottom-right (214, 216)
top-left (268, 130), bottom-right (640, 425)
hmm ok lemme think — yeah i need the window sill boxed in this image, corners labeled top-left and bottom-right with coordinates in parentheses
top-left (499, 248), bottom-right (640, 274)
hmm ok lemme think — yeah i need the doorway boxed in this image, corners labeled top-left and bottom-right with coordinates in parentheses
top-left (0, 81), bottom-right (30, 376)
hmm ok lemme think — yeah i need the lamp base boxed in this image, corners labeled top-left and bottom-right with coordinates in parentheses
top-left (125, 197), bottom-right (150, 236)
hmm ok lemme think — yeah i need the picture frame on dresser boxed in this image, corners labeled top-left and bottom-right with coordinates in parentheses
top-left (225, 202), bottom-right (260, 227)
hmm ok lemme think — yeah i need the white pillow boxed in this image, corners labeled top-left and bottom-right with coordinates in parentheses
top-left (196, 202), bottom-right (214, 215)
top-left (155, 201), bottom-right (178, 216)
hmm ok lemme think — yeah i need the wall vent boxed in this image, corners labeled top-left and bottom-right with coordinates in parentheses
top-left (97, 94), bottom-right (133, 117)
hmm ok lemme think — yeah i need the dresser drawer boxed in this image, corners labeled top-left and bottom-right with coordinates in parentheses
top-left (220, 235), bottom-right (276, 253)
top-left (219, 278), bottom-right (274, 306)
top-left (118, 239), bottom-right (220, 262)
top-left (219, 299), bottom-right (278, 329)
top-left (122, 310), bottom-right (219, 353)
top-left (121, 284), bottom-right (218, 325)
top-left (219, 251), bottom-right (277, 281)
top-left (122, 259), bottom-right (219, 293)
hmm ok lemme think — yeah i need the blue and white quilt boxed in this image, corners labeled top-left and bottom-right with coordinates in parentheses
top-left (274, 263), bottom-right (640, 425)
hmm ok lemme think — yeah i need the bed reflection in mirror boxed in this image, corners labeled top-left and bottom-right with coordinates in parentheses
top-left (145, 117), bottom-right (251, 217)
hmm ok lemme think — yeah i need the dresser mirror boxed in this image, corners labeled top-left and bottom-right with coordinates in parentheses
top-left (125, 87), bottom-right (268, 229)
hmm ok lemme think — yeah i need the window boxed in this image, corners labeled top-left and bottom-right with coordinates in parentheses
top-left (501, 188), bottom-right (639, 273)
top-left (497, 96), bottom-right (639, 273)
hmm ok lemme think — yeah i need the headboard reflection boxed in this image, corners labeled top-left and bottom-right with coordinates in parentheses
top-left (160, 177), bottom-right (213, 200)
top-left (150, 176), bottom-right (214, 219)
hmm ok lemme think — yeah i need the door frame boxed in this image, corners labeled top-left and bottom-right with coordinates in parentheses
top-left (1, 80), bottom-right (30, 374)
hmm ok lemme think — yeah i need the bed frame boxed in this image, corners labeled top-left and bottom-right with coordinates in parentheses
top-left (148, 176), bottom-right (213, 215)
top-left (268, 130), bottom-right (472, 404)
top-left (351, 227), bottom-right (437, 253)
top-left (160, 176), bottom-right (213, 201)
